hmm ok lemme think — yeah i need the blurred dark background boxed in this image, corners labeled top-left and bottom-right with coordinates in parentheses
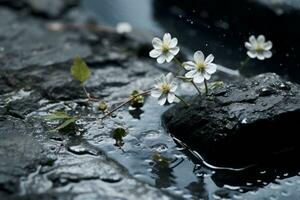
top-left (82, 0), bottom-right (300, 83)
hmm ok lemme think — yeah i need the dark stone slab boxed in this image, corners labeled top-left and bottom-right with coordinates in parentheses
top-left (163, 73), bottom-right (300, 167)
top-left (0, 0), bottom-right (78, 18)
top-left (0, 117), bottom-right (45, 193)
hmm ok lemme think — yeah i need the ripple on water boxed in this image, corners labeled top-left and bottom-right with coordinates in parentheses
top-left (150, 143), bottom-right (168, 153)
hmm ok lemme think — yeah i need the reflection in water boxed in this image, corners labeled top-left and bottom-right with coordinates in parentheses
top-left (186, 181), bottom-right (209, 200)
top-left (128, 107), bottom-right (144, 120)
top-left (151, 161), bottom-right (176, 188)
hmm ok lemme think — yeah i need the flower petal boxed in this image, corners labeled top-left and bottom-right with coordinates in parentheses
top-left (157, 55), bottom-right (166, 64)
top-left (151, 89), bottom-right (162, 98)
top-left (165, 52), bottom-right (175, 62)
top-left (163, 33), bottom-right (171, 45)
top-left (249, 35), bottom-right (257, 45)
top-left (152, 37), bottom-right (162, 49)
top-left (170, 82), bottom-right (178, 92)
top-left (166, 72), bottom-right (174, 83)
top-left (185, 70), bottom-right (197, 78)
top-left (167, 93), bottom-right (176, 103)
top-left (257, 52), bottom-right (265, 60)
top-left (264, 41), bottom-right (273, 50)
top-left (203, 72), bottom-right (211, 80)
top-left (149, 49), bottom-right (162, 58)
top-left (169, 38), bottom-right (178, 48)
top-left (169, 47), bottom-right (180, 56)
top-left (247, 50), bottom-right (257, 58)
top-left (194, 51), bottom-right (205, 64)
top-left (257, 35), bottom-right (265, 43)
top-left (263, 50), bottom-right (272, 59)
top-left (193, 72), bottom-right (205, 84)
top-left (158, 95), bottom-right (167, 105)
top-left (245, 42), bottom-right (253, 50)
top-left (205, 63), bottom-right (217, 74)
top-left (183, 61), bottom-right (196, 70)
top-left (204, 54), bottom-right (214, 64)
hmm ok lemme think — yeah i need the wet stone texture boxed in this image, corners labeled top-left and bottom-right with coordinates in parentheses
top-left (0, 0), bottom-right (78, 18)
top-left (1, 1), bottom-right (300, 200)
top-left (163, 73), bottom-right (300, 168)
top-left (0, 2), bottom-right (177, 200)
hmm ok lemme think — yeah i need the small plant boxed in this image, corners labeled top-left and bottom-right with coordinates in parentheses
top-left (240, 34), bottom-right (273, 69)
top-left (98, 101), bottom-right (109, 112)
top-left (44, 32), bottom-right (273, 153)
top-left (149, 33), bottom-right (218, 97)
top-left (112, 127), bottom-right (128, 148)
top-left (130, 90), bottom-right (145, 108)
top-left (151, 73), bottom-right (187, 106)
top-left (45, 111), bottom-right (79, 132)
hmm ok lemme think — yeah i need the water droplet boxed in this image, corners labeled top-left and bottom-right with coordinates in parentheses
top-left (258, 87), bottom-right (276, 96)
top-left (241, 118), bottom-right (248, 124)
top-left (67, 145), bottom-right (98, 156)
top-left (151, 143), bottom-right (168, 152)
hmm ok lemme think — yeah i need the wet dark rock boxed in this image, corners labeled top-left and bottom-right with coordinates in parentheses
top-left (0, 0), bottom-right (78, 18)
top-left (0, 8), bottom-right (92, 71)
top-left (0, 2), bottom-right (179, 199)
top-left (6, 91), bottom-right (43, 118)
top-left (163, 73), bottom-right (300, 167)
top-left (0, 117), bottom-right (45, 193)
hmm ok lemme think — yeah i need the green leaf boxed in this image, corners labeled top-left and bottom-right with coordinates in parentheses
top-left (52, 118), bottom-right (77, 132)
top-left (44, 111), bottom-right (73, 120)
top-left (112, 127), bottom-right (127, 148)
top-left (112, 127), bottom-right (127, 140)
top-left (209, 81), bottom-right (224, 90)
top-left (70, 56), bottom-right (91, 84)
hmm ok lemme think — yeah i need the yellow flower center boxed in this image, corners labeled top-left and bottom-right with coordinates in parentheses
top-left (255, 44), bottom-right (265, 52)
top-left (196, 63), bottom-right (206, 72)
top-left (161, 44), bottom-right (169, 53)
top-left (161, 83), bottom-right (170, 94)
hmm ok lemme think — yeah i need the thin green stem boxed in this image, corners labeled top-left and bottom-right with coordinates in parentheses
top-left (100, 90), bottom-right (151, 120)
top-left (82, 85), bottom-right (100, 102)
top-left (204, 80), bottom-right (208, 96)
top-left (174, 94), bottom-right (189, 107)
top-left (239, 57), bottom-right (251, 70)
top-left (176, 76), bottom-right (202, 95)
top-left (173, 57), bottom-right (184, 69)
top-left (191, 81), bottom-right (202, 95)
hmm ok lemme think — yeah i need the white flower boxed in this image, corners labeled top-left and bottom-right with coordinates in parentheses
top-left (245, 35), bottom-right (273, 60)
top-left (116, 22), bottom-right (132, 34)
top-left (183, 51), bottom-right (217, 84)
top-left (151, 73), bottom-right (178, 105)
top-left (149, 33), bottom-right (180, 64)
